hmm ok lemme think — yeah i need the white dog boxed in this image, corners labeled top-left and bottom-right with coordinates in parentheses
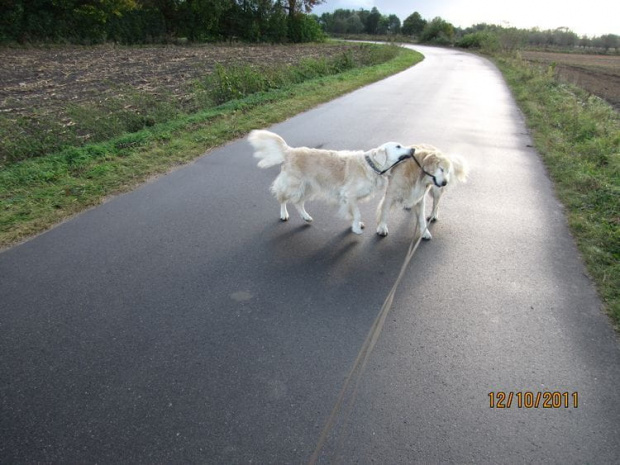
top-left (376, 144), bottom-right (469, 239)
top-left (249, 130), bottom-right (414, 234)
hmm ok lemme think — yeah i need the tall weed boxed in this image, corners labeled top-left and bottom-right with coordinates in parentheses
top-left (203, 44), bottom-right (400, 106)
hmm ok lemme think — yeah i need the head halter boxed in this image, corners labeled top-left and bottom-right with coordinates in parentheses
top-left (365, 148), bottom-right (415, 176)
top-left (412, 153), bottom-right (442, 187)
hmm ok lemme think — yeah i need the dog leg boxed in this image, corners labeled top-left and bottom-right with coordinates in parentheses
top-left (428, 186), bottom-right (443, 222)
top-left (349, 202), bottom-right (364, 235)
top-left (280, 203), bottom-right (289, 221)
top-left (414, 196), bottom-right (432, 240)
top-left (294, 202), bottom-right (313, 223)
top-left (376, 193), bottom-right (393, 236)
top-left (403, 194), bottom-right (417, 211)
top-left (272, 175), bottom-right (291, 222)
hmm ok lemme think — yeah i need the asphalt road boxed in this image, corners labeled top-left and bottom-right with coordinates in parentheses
top-left (1, 45), bottom-right (619, 464)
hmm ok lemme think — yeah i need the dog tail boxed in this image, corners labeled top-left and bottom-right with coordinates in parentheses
top-left (248, 130), bottom-right (288, 168)
top-left (451, 154), bottom-right (470, 183)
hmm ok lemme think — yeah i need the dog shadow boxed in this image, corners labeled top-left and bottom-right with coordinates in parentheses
top-left (310, 229), bottom-right (359, 264)
top-left (263, 219), bottom-right (361, 266)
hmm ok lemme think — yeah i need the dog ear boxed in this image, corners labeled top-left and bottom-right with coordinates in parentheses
top-left (424, 154), bottom-right (438, 170)
top-left (371, 148), bottom-right (388, 168)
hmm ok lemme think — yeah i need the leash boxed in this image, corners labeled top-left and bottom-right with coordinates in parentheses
top-left (308, 185), bottom-right (433, 465)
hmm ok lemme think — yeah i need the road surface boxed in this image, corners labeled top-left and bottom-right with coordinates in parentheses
top-left (1, 45), bottom-right (619, 463)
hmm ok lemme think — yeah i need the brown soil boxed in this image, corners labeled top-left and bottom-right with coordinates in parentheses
top-left (520, 51), bottom-right (620, 110)
top-left (0, 43), bottom-right (360, 118)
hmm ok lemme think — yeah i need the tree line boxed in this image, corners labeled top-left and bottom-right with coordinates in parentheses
top-left (1, 1), bottom-right (617, 51)
top-left (317, 7), bottom-right (401, 36)
top-left (0, 0), bottom-right (325, 44)
top-left (458, 24), bottom-right (619, 52)
top-left (319, 8), bottom-right (619, 52)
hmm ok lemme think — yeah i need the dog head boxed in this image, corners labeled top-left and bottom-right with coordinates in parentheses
top-left (427, 153), bottom-right (470, 187)
top-left (406, 144), bottom-right (468, 188)
top-left (369, 142), bottom-right (414, 172)
top-left (427, 155), bottom-right (451, 187)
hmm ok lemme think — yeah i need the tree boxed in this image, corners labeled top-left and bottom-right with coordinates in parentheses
top-left (402, 11), bottom-right (425, 36)
top-left (345, 13), bottom-right (364, 34)
top-left (376, 15), bottom-right (388, 35)
top-left (287, 12), bottom-right (324, 42)
top-left (285, 0), bottom-right (323, 18)
top-left (599, 34), bottom-right (619, 52)
top-left (178, 0), bottom-right (229, 41)
top-left (364, 6), bottom-right (380, 34)
top-left (357, 8), bottom-right (369, 31)
top-left (386, 14), bottom-right (400, 34)
top-left (265, 0), bottom-right (288, 42)
top-left (420, 17), bottom-right (454, 44)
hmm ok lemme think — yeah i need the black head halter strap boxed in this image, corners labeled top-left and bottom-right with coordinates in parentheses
top-left (412, 153), bottom-right (441, 187)
top-left (365, 148), bottom-right (415, 176)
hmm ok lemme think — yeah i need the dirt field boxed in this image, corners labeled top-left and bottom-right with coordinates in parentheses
top-left (521, 51), bottom-right (620, 110)
top-left (4, 46), bottom-right (617, 118)
top-left (0, 43), bottom-right (361, 119)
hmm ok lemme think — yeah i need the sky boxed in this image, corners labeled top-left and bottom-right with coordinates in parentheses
top-left (310, 0), bottom-right (619, 37)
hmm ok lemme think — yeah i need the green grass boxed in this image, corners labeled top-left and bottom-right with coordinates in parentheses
top-left (495, 55), bottom-right (620, 327)
top-left (0, 45), bottom-right (423, 248)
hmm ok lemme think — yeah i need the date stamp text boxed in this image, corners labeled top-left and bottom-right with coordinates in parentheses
top-left (489, 391), bottom-right (579, 409)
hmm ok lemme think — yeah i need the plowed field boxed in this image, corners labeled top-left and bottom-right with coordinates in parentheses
top-left (521, 51), bottom-right (620, 110)
top-left (0, 43), bottom-right (363, 119)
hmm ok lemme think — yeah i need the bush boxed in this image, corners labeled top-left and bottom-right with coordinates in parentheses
top-left (206, 64), bottom-right (267, 104)
top-left (457, 31), bottom-right (500, 53)
top-left (203, 44), bottom-right (399, 106)
top-left (420, 17), bottom-right (454, 45)
top-left (287, 14), bottom-right (326, 43)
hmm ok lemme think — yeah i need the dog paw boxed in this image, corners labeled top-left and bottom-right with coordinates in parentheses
top-left (352, 226), bottom-right (364, 235)
top-left (427, 215), bottom-right (438, 223)
top-left (422, 230), bottom-right (432, 240)
top-left (302, 215), bottom-right (313, 223)
top-left (376, 224), bottom-right (389, 236)
top-left (359, 222), bottom-right (365, 229)
top-left (280, 214), bottom-right (289, 221)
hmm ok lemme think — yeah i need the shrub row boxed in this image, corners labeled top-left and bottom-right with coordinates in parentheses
top-left (204, 44), bottom-right (399, 104)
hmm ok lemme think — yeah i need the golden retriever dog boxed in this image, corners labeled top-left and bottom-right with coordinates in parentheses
top-left (249, 130), bottom-right (415, 234)
top-left (376, 144), bottom-right (469, 239)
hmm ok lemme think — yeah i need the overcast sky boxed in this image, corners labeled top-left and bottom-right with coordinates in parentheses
top-left (310, 0), bottom-right (619, 37)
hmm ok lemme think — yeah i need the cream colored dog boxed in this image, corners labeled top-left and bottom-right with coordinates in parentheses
top-left (376, 144), bottom-right (469, 239)
top-left (249, 130), bottom-right (414, 234)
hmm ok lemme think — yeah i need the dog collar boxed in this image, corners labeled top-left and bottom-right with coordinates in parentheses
top-left (412, 153), bottom-right (441, 187)
top-left (365, 154), bottom-right (388, 175)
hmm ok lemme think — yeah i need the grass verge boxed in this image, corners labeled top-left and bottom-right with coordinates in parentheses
top-left (495, 55), bottom-right (620, 327)
top-left (0, 46), bottom-right (423, 249)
